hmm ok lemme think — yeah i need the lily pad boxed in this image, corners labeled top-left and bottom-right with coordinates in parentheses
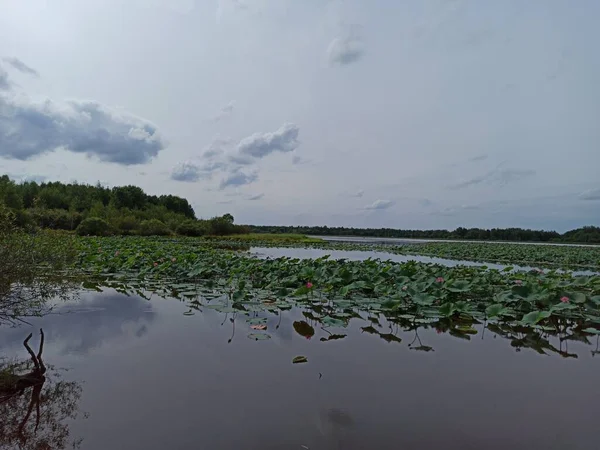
top-left (248, 333), bottom-right (271, 341)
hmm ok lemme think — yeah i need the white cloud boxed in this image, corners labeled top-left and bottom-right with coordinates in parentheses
top-left (327, 25), bottom-right (365, 66)
top-left (365, 199), bottom-right (395, 210)
top-left (236, 122), bottom-right (300, 159)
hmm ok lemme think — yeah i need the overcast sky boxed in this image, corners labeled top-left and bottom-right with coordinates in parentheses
top-left (1, 0), bottom-right (599, 231)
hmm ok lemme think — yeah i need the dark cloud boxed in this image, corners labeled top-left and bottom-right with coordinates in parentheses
top-left (3, 57), bottom-right (39, 77)
top-left (327, 25), bottom-right (365, 66)
top-left (0, 67), bottom-right (11, 91)
top-left (0, 95), bottom-right (165, 164)
top-left (219, 170), bottom-right (258, 189)
top-left (365, 199), bottom-right (394, 210)
top-left (579, 188), bottom-right (600, 201)
top-left (450, 167), bottom-right (535, 189)
top-left (236, 122), bottom-right (299, 159)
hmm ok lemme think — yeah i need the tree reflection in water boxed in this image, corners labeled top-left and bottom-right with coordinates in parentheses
top-left (0, 329), bottom-right (85, 450)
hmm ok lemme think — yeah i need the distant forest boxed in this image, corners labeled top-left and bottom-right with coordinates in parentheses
top-left (1, 175), bottom-right (598, 242)
top-left (248, 225), bottom-right (600, 244)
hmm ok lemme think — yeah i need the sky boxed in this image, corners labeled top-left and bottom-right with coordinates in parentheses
top-left (0, 0), bottom-right (599, 232)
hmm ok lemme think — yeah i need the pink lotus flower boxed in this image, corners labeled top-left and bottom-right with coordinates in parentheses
top-left (153, 262), bottom-right (158, 267)
top-left (402, 285), bottom-right (408, 291)
top-left (436, 277), bottom-right (444, 283)
top-left (114, 251), bottom-right (120, 256)
top-left (514, 280), bottom-right (523, 285)
top-left (172, 257), bottom-right (177, 262)
top-left (98, 248), bottom-right (102, 253)
top-left (560, 296), bottom-right (569, 303)
top-left (306, 282), bottom-right (313, 289)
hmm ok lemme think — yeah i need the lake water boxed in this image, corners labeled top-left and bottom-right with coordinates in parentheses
top-left (1, 289), bottom-right (599, 450)
top-left (251, 246), bottom-right (599, 276)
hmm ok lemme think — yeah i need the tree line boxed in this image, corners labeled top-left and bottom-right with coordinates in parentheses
top-left (247, 225), bottom-right (600, 244)
top-left (0, 175), bottom-right (246, 236)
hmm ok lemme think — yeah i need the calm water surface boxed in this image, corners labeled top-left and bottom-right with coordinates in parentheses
top-left (1, 290), bottom-right (599, 450)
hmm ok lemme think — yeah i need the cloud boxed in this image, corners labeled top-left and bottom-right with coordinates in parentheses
top-left (203, 136), bottom-right (233, 158)
top-left (0, 67), bottom-right (11, 91)
top-left (236, 122), bottom-right (300, 159)
top-left (171, 160), bottom-right (226, 182)
top-left (212, 101), bottom-right (235, 121)
top-left (3, 57), bottom-right (39, 77)
top-left (291, 154), bottom-right (310, 165)
top-left (0, 94), bottom-right (165, 165)
top-left (327, 25), bottom-right (365, 66)
top-left (171, 162), bottom-right (203, 182)
top-left (468, 154), bottom-right (488, 162)
top-left (246, 193), bottom-right (264, 200)
top-left (219, 169), bottom-right (258, 189)
top-left (579, 188), bottom-right (600, 201)
top-left (350, 190), bottom-right (364, 198)
top-left (365, 199), bottom-right (395, 210)
top-left (450, 167), bottom-right (535, 189)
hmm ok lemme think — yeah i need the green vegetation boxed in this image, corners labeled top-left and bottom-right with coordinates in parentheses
top-left (74, 236), bottom-right (600, 346)
top-left (0, 205), bottom-right (78, 324)
top-left (199, 237), bottom-right (600, 271)
top-left (249, 224), bottom-right (600, 244)
top-left (0, 175), bottom-right (248, 236)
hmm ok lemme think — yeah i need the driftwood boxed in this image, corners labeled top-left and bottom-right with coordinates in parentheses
top-left (0, 329), bottom-right (47, 435)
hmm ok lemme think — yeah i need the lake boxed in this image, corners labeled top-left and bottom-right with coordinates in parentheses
top-left (251, 246), bottom-right (600, 276)
top-left (1, 289), bottom-right (598, 450)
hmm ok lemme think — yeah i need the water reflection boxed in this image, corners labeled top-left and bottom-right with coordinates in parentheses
top-left (1, 289), bottom-right (597, 449)
top-left (0, 330), bottom-right (85, 449)
top-left (0, 291), bottom-right (155, 356)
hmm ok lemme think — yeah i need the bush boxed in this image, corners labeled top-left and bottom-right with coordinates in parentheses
top-left (76, 217), bottom-right (113, 236)
top-left (115, 215), bottom-right (140, 234)
top-left (138, 219), bottom-right (171, 236)
top-left (176, 220), bottom-right (208, 237)
top-left (31, 208), bottom-right (83, 230)
top-left (12, 209), bottom-right (35, 231)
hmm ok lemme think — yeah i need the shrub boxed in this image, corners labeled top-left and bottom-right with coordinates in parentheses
top-left (176, 220), bottom-right (208, 237)
top-left (115, 215), bottom-right (140, 234)
top-left (138, 219), bottom-right (171, 236)
top-left (76, 217), bottom-right (113, 236)
top-left (30, 208), bottom-right (83, 230)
